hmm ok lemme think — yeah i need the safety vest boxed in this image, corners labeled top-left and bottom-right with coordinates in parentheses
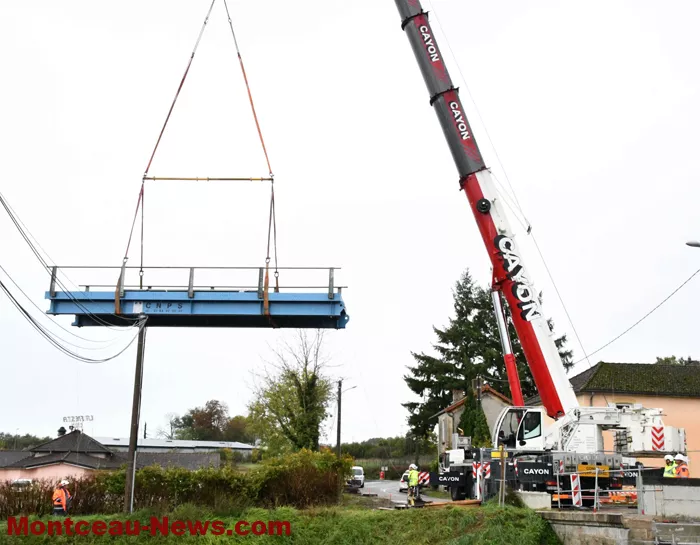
top-left (52, 487), bottom-right (70, 509)
top-left (663, 463), bottom-right (677, 477)
top-left (408, 469), bottom-right (419, 487)
top-left (676, 464), bottom-right (690, 478)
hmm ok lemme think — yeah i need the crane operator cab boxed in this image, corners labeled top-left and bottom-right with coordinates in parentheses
top-left (494, 407), bottom-right (547, 451)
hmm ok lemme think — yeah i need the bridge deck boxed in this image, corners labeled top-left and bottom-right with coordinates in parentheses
top-left (45, 266), bottom-right (350, 329)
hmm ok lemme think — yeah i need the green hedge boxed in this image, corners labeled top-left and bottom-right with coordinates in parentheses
top-left (0, 450), bottom-right (352, 518)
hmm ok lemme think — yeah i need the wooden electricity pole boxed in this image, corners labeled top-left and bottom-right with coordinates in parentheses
top-left (336, 380), bottom-right (342, 457)
top-left (124, 320), bottom-right (147, 513)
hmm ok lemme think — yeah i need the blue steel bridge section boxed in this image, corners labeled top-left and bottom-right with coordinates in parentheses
top-left (45, 266), bottom-right (350, 329)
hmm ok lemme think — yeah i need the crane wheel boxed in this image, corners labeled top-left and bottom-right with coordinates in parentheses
top-left (450, 486), bottom-right (467, 501)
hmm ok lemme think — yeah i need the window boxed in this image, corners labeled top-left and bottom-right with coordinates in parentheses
top-left (441, 453), bottom-right (449, 470)
top-left (519, 411), bottom-right (542, 441)
top-left (496, 408), bottom-right (525, 448)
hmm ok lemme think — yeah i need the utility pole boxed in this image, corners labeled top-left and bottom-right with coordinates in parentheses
top-left (336, 379), bottom-right (342, 457)
top-left (144, 423), bottom-right (147, 439)
top-left (335, 381), bottom-right (355, 458)
top-left (124, 319), bottom-right (147, 513)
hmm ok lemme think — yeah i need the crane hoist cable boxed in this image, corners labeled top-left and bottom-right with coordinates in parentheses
top-left (119, 0), bottom-right (216, 305)
top-left (223, 0), bottom-right (279, 318)
top-left (118, 0), bottom-right (280, 320)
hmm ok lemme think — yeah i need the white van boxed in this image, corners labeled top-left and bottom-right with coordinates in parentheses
top-left (349, 466), bottom-right (365, 488)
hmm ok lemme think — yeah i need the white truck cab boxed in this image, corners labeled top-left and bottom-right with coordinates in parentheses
top-left (493, 407), bottom-right (547, 451)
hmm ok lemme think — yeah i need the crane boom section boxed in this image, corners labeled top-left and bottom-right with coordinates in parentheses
top-left (396, 2), bottom-right (485, 177)
top-left (395, 0), bottom-right (578, 418)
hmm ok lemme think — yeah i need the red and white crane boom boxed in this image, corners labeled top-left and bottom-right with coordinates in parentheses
top-left (394, 0), bottom-right (578, 418)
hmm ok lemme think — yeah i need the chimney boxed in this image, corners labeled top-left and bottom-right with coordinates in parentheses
top-left (452, 389), bottom-right (465, 403)
top-left (57, 427), bottom-right (66, 437)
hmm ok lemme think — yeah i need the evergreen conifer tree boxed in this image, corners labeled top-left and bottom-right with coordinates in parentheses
top-left (403, 269), bottom-right (572, 440)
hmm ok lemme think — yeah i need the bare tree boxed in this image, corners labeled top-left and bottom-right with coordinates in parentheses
top-left (248, 330), bottom-right (333, 453)
top-left (156, 412), bottom-right (179, 439)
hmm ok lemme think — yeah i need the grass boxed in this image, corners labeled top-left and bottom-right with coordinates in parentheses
top-left (339, 492), bottom-right (393, 510)
top-left (0, 502), bottom-right (560, 544)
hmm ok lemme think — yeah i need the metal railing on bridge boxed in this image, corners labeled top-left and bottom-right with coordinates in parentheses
top-left (48, 265), bottom-right (345, 300)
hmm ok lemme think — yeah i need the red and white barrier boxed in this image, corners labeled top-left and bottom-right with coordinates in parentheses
top-left (418, 471), bottom-right (429, 485)
top-left (570, 474), bottom-right (582, 507)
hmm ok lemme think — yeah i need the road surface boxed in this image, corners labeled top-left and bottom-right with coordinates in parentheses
top-left (361, 480), bottom-right (450, 505)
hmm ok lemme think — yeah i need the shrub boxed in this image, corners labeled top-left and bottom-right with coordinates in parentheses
top-left (0, 451), bottom-right (350, 518)
top-left (253, 449), bottom-right (352, 508)
top-left (0, 474), bottom-right (122, 518)
top-left (429, 458), bottom-right (439, 473)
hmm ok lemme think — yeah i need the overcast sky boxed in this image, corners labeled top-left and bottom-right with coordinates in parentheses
top-left (1, 1), bottom-right (698, 445)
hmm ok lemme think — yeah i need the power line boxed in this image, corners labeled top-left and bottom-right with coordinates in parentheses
top-left (0, 265), bottom-right (135, 350)
top-left (0, 189), bottom-right (140, 328)
top-left (0, 279), bottom-right (145, 364)
top-left (572, 267), bottom-right (700, 365)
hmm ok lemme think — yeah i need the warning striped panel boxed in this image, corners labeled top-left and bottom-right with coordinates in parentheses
top-left (652, 426), bottom-right (665, 451)
top-left (570, 474), bottom-right (582, 507)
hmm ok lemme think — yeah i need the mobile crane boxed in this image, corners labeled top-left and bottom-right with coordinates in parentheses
top-left (394, 0), bottom-right (687, 502)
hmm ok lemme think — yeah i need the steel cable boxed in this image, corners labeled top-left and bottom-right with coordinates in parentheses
top-left (0, 280), bottom-right (145, 364)
top-left (0, 264), bottom-right (134, 347)
top-left (223, 0), bottom-right (280, 299)
top-left (0, 190), bottom-right (140, 327)
top-left (121, 0), bottom-right (217, 269)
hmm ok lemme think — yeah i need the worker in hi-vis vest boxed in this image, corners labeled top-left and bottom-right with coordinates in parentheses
top-left (663, 454), bottom-right (677, 478)
top-left (674, 454), bottom-right (690, 478)
top-left (52, 480), bottom-right (72, 516)
top-left (407, 464), bottom-right (419, 506)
